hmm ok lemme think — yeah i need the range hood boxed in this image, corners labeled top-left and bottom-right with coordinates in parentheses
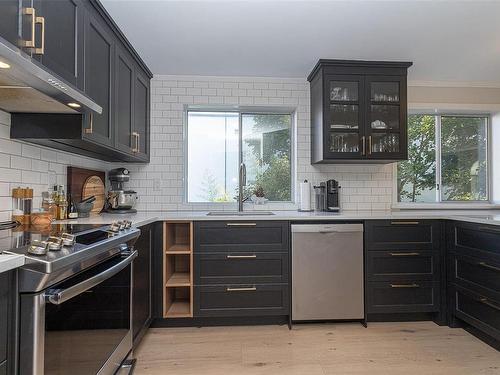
top-left (0, 37), bottom-right (102, 114)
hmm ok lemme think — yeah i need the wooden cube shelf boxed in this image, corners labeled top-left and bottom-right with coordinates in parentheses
top-left (163, 222), bottom-right (193, 318)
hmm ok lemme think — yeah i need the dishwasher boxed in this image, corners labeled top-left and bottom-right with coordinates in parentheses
top-left (291, 223), bottom-right (364, 321)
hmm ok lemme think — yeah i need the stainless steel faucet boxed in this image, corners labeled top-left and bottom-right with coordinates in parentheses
top-left (238, 162), bottom-right (246, 212)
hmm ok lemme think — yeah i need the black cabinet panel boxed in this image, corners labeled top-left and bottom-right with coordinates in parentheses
top-left (0, 360), bottom-right (5, 375)
top-left (308, 60), bottom-right (412, 163)
top-left (366, 281), bottom-right (439, 314)
top-left (0, 273), bottom-right (8, 365)
top-left (133, 69), bottom-right (150, 161)
top-left (452, 222), bottom-right (500, 259)
top-left (453, 285), bottom-right (500, 341)
top-left (365, 220), bottom-right (439, 251)
top-left (194, 221), bottom-right (289, 253)
top-left (133, 224), bottom-right (152, 346)
top-left (114, 46), bottom-right (134, 154)
top-left (367, 250), bottom-right (438, 282)
top-left (83, 10), bottom-right (113, 146)
top-left (34, 0), bottom-right (84, 88)
top-left (194, 284), bottom-right (289, 317)
top-left (0, 0), bottom-right (21, 47)
top-left (195, 252), bottom-right (289, 285)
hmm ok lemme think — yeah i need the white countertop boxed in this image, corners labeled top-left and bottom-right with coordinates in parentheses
top-left (54, 209), bottom-right (500, 227)
top-left (0, 253), bottom-right (25, 273)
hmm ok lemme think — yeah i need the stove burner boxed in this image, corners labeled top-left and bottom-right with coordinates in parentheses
top-left (28, 240), bottom-right (49, 255)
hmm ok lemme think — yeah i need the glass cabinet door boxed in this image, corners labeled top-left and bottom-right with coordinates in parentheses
top-left (367, 78), bottom-right (406, 158)
top-left (326, 76), bottom-right (364, 157)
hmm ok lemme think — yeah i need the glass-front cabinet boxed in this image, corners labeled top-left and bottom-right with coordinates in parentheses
top-left (309, 60), bottom-right (412, 163)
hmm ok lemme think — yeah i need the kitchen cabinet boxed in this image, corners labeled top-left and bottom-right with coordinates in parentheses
top-left (132, 224), bottom-right (153, 347)
top-left (308, 60), bottom-right (412, 163)
top-left (365, 220), bottom-right (443, 319)
top-left (9, 0), bottom-right (153, 162)
top-left (448, 221), bottom-right (500, 343)
top-left (193, 221), bottom-right (290, 319)
top-left (32, 0), bottom-right (85, 89)
top-left (83, 8), bottom-right (114, 147)
top-left (0, 270), bottom-right (17, 375)
top-left (0, 0), bottom-right (22, 47)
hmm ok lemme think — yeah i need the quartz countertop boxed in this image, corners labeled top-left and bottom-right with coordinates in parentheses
top-left (53, 209), bottom-right (500, 227)
top-left (0, 253), bottom-right (25, 273)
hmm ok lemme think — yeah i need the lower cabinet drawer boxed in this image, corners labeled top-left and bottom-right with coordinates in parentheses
top-left (194, 252), bottom-right (288, 285)
top-left (366, 250), bottom-right (438, 281)
top-left (194, 284), bottom-right (289, 317)
top-left (366, 281), bottom-right (440, 313)
top-left (453, 285), bottom-right (500, 341)
top-left (452, 254), bottom-right (500, 301)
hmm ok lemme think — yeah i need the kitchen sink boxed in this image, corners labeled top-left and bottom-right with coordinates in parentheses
top-left (206, 211), bottom-right (275, 216)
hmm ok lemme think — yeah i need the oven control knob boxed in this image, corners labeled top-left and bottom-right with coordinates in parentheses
top-left (110, 222), bottom-right (121, 233)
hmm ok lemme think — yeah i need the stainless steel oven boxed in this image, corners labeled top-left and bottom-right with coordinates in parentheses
top-left (9, 224), bottom-right (140, 375)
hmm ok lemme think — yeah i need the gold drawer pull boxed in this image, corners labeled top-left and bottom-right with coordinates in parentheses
top-left (390, 221), bottom-right (420, 225)
top-left (478, 262), bottom-right (500, 273)
top-left (85, 113), bottom-right (93, 134)
top-left (390, 283), bottom-right (420, 288)
top-left (226, 287), bottom-right (257, 292)
top-left (226, 223), bottom-right (257, 227)
top-left (226, 255), bottom-right (257, 259)
top-left (34, 15), bottom-right (45, 55)
top-left (389, 252), bottom-right (420, 257)
top-left (361, 136), bottom-right (366, 156)
top-left (479, 297), bottom-right (500, 312)
top-left (132, 131), bottom-right (139, 153)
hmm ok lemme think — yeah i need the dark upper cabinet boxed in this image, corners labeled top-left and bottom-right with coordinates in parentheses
top-left (308, 60), bottom-right (412, 164)
top-left (133, 224), bottom-right (152, 347)
top-left (114, 45), bottom-right (135, 154)
top-left (83, 9), bottom-right (114, 147)
top-left (0, 0), bottom-right (22, 47)
top-left (7, 0), bottom-right (152, 163)
top-left (32, 0), bottom-right (85, 89)
top-left (133, 69), bottom-right (150, 161)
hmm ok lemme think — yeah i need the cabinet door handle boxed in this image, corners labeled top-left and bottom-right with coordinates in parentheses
top-left (226, 255), bottom-right (257, 259)
top-left (33, 16), bottom-right (45, 55)
top-left (226, 287), bottom-right (257, 292)
top-left (478, 262), bottom-right (500, 273)
top-left (389, 252), bottom-right (420, 257)
top-left (390, 283), bottom-right (420, 288)
top-left (132, 132), bottom-right (139, 153)
top-left (84, 113), bottom-right (93, 134)
top-left (226, 223), bottom-right (257, 227)
top-left (390, 221), bottom-right (420, 225)
top-left (368, 135), bottom-right (372, 155)
top-left (22, 7), bottom-right (36, 48)
top-left (479, 297), bottom-right (500, 311)
top-left (361, 136), bottom-right (366, 156)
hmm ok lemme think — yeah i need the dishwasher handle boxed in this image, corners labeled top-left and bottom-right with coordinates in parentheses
top-left (291, 224), bottom-right (363, 233)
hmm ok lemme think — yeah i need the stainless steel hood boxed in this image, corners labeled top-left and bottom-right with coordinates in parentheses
top-left (0, 36), bottom-right (102, 114)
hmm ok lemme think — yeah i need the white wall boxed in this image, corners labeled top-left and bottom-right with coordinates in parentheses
top-left (0, 110), bottom-right (110, 221)
top-left (123, 75), bottom-right (394, 212)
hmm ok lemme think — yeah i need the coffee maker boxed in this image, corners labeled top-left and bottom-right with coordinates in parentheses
top-left (314, 179), bottom-right (341, 212)
top-left (105, 168), bottom-right (138, 214)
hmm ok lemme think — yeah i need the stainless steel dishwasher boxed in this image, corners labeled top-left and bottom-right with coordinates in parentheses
top-left (291, 223), bottom-right (364, 321)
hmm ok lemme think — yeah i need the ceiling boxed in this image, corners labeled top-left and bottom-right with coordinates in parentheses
top-left (101, 0), bottom-right (500, 83)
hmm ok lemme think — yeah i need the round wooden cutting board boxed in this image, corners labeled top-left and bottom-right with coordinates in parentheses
top-left (82, 175), bottom-right (105, 214)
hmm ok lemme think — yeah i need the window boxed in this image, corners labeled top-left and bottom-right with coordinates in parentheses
top-left (187, 111), bottom-right (292, 203)
top-left (397, 115), bottom-right (488, 203)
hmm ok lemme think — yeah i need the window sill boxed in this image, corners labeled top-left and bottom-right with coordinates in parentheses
top-left (392, 202), bottom-right (500, 210)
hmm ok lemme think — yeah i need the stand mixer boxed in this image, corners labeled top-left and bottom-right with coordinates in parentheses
top-left (105, 168), bottom-right (138, 214)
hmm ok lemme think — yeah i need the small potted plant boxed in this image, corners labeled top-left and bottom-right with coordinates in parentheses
top-left (251, 185), bottom-right (268, 205)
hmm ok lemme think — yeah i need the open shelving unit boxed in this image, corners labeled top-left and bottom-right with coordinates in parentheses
top-left (163, 221), bottom-right (193, 318)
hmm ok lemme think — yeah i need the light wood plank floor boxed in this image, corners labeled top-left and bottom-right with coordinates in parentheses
top-left (134, 322), bottom-right (500, 375)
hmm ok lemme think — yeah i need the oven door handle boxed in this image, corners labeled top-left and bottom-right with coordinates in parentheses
top-left (45, 250), bottom-right (137, 305)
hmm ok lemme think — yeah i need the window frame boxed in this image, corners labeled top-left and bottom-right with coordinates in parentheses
top-left (184, 107), bottom-right (296, 204)
top-left (393, 112), bottom-right (492, 208)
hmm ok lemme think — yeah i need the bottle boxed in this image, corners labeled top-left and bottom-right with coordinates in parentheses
top-left (56, 186), bottom-right (68, 220)
top-left (42, 191), bottom-right (58, 219)
top-left (67, 193), bottom-right (78, 219)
